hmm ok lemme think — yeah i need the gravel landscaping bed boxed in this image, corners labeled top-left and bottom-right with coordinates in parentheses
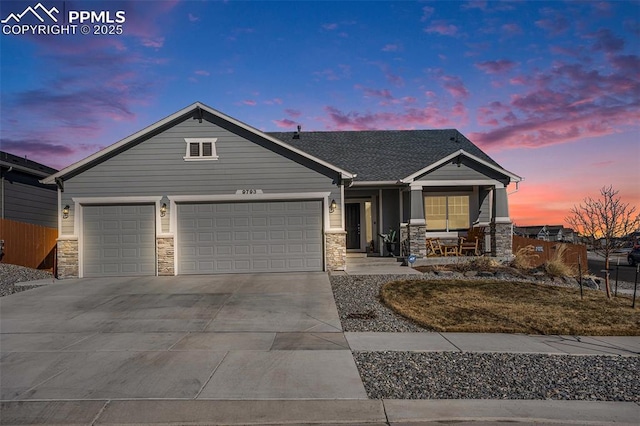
top-left (330, 274), bottom-right (428, 332)
top-left (0, 263), bottom-right (52, 297)
top-left (354, 351), bottom-right (640, 402)
top-left (333, 273), bottom-right (639, 401)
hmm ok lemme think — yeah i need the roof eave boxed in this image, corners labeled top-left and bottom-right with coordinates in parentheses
top-left (401, 149), bottom-right (523, 183)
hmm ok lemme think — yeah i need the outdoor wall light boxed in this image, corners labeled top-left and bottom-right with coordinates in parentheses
top-left (62, 205), bottom-right (70, 219)
top-left (160, 203), bottom-right (167, 217)
top-left (329, 199), bottom-right (337, 213)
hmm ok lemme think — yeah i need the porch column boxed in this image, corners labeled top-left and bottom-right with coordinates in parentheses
top-left (490, 187), bottom-right (513, 257)
top-left (406, 186), bottom-right (427, 257)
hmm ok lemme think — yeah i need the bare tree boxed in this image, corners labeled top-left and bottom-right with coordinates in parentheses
top-left (566, 186), bottom-right (640, 298)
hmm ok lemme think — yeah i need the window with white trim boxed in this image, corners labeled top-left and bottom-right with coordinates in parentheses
top-left (424, 194), bottom-right (470, 231)
top-left (184, 138), bottom-right (218, 161)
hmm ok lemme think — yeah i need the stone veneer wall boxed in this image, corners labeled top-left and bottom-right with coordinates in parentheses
top-left (325, 231), bottom-right (346, 271)
top-left (406, 223), bottom-right (427, 258)
top-left (57, 239), bottom-right (78, 279)
top-left (491, 221), bottom-right (513, 257)
top-left (157, 237), bottom-right (175, 276)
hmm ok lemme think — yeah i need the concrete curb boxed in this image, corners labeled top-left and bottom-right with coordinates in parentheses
top-left (2, 399), bottom-right (639, 425)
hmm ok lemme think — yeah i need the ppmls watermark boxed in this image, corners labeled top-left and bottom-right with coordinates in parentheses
top-left (1, 2), bottom-right (126, 36)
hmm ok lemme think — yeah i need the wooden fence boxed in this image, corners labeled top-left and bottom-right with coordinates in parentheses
top-left (0, 218), bottom-right (58, 270)
top-left (512, 235), bottom-right (587, 270)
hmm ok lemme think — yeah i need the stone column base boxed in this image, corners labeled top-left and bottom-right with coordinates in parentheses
top-left (491, 221), bottom-right (513, 258)
top-left (325, 231), bottom-right (346, 271)
top-left (57, 238), bottom-right (78, 279)
top-left (406, 223), bottom-right (427, 258)
top-left (157, 236), bottom-right (175, 276)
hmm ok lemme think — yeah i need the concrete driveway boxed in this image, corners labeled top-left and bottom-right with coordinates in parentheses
top-left (0, 273), bottom-right (367, 401)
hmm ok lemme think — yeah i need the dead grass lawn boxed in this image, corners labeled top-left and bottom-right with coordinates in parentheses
top-left (381, 279), bottom-right (640, 335)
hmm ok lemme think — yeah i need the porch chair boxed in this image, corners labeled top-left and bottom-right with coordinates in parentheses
top-left (459, 227), bottom-right (485, 256)
top-left (426, 238), bottom-right (444, 257)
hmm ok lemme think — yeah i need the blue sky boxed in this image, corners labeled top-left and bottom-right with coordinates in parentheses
top-left (1, 0), bottom-right (638, 225)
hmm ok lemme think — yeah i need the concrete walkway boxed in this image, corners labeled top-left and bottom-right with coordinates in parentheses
top-left (2, 273), bottom-right (639, 425)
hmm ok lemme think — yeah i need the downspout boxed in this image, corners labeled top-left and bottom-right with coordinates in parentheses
top-left (508, 180), bottom-right (520, 195)
top-left (1, 167), bottom-right (12, 219)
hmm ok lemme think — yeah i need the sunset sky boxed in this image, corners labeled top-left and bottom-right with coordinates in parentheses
top-left (1, 0), bottom-right (638, 226)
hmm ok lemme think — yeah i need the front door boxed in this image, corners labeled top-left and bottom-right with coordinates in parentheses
top-left (345, 203), bottom-right (361, 250)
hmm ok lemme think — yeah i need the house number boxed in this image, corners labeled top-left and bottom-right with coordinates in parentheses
top-left (236, 189), bottom-right (263, 195)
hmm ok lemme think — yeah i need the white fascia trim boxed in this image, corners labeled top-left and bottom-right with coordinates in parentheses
top-left (402, 149), bottom-right (523, 183)
top-left (168, 192), bottom-right (331, 203)
top-left (411, 180), bottom-right (505, 189)
top-left (72, 196), bottom-right (163, 204)
top-left (350, 180), bottom-right (401, 187)
top-left (493, 216), bottom-right (513, 224)
top-left (42, 102), bottom-right (356, 184)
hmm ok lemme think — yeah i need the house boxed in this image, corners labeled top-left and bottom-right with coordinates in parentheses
top-left (1, 151), bottom-right (58, 228)
top-left (514, 225), bottom-right (577, 243)
top-left (42, 102), bottom-right (522, 278)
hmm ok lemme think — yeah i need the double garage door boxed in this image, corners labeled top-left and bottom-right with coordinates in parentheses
top-left (178, 201), bottom-right (323, 274)
top-left (82, 200), bottom-right (323, 276)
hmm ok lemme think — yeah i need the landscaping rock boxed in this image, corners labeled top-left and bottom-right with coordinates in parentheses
top-left (353, 352), bottom-right (640, 402)
top-left (0, 264), bottom-right (51, 297)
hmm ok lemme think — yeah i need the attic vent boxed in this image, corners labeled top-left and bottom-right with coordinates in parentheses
top-left (293, 124), bottom-right (301, 139)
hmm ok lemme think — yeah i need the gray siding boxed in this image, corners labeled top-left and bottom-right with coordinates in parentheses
top-left (479, 189), bottom-right (491, 224)
top-left (2, 174), bottom-right (57, 228)
top-left (415, 161), bottom-right (510, 184)
top-left (61, 118), bottom-right (341, 235)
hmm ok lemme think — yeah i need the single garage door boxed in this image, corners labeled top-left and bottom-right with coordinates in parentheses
top-left (178, 200), bottom-right (323, 274)
top-left (83, 205), bottom-right (156, 277)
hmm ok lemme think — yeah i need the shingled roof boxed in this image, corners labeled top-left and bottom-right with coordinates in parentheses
top-left (0, 151), bottom-right (58, 177)
top-left (267, 129), bottom-right (501, 182)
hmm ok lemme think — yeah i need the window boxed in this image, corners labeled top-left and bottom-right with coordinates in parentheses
top-left (184, 138), bottom-right (218, 161)
top-left (424, 194), bottom-right (470, 231)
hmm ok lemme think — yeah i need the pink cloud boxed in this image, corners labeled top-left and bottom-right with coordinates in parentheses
top-left (188, 13), bottom-right (200, 22)
top-left (273, 118), bottom-right (297, 129)
top-left (472, 52), bottom-right (640, 151)
top-left (194, 70), bottom-right (210, 76)
top-left (242, 100), bottom-right (257, 106)
top-left (322, 23), bottom-right (338, 30)
top-left (322, 105), bottom-right (462, 131)
top-left (509, 75), bottom-right (528, 85)
top-left (535, 8), bottom-right (570, 35)
top-left (440, 75), bottom-right (469, 99)
top-left (285, 109), bottom-right (302, 118)
top-left (357, 86), bottom-right (394, 100)
top-left (263, 98), bottom-right (283, 105)
top-left (424, 20), bottom-right (459, 36)
top-left (475, 59), bottom-right (517, 74)
top-left (586, 28), bottom-right (624, 53)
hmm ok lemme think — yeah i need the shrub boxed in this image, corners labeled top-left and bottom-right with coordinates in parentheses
top-left (511, 245), bottom-right (539, 270)
top-left (544, 244), bottom-right (577, 277)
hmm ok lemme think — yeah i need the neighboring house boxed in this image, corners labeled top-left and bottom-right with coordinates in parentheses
top-left (514, 225), bottom-right (577, 243)
top-left (1, 151), bottom-right (58, 228)
top-left (42, 102), bottom-right (522, 278)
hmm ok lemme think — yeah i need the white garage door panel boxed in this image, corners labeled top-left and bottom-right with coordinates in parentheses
top-left (178, 201), bottom-right (323, 274)
top-left (83, 205), bottom-right (155, 277)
